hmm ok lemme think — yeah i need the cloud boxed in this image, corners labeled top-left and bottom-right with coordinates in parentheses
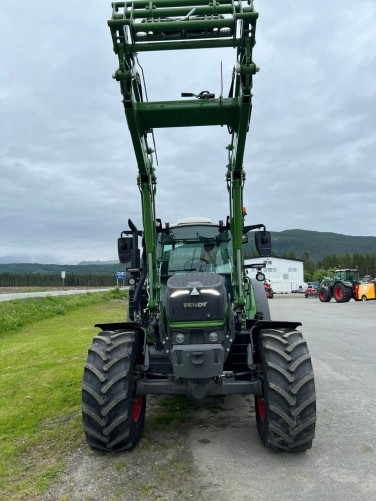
top-left (1, 0), bottom-right (375, 262)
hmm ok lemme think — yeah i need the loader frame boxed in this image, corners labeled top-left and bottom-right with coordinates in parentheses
top-left (109, 0), bottom-right (259, 313)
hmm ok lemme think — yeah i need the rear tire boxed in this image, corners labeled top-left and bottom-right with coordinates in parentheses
top-left (333, 283), bottom-right (352, 303)
top-left (82, 330), bottom-right (146, 451)
top-left (254, 328), bottom-right (316, 452)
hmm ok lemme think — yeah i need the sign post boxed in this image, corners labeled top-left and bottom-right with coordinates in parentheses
top-left (116, 271), bottom-right (126, 287)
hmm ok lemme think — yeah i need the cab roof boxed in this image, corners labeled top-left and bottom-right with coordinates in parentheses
top-left (172, 217), bottom-right (214, 227)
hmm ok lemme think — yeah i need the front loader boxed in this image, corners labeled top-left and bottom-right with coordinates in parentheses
top-left (82, 0), bottom-right (316, 453)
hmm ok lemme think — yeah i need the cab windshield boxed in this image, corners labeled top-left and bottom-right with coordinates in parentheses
top-left (157, 224), bottom-right (232, 276)
top-left (335, 270), bottom-right (359, 281)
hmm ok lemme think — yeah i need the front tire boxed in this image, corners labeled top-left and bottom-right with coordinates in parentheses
top-left (254, 328), bottom-right (316, 452)
top-left (318, 287), bottom-right (331, 302)
top-left (82, 330), bottom-right (146, 451)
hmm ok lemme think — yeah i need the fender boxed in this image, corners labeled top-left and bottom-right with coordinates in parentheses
top-left (249, 320), bottom-right (302, 338)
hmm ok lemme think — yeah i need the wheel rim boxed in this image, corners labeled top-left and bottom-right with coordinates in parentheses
top-left (132, 396), bottom-right (144, 422)
top-left (362, 295), bottom-right (367, 301)
top-left (319, 290), bottom-right (326, 301)
top-left (334, 286), bottom-right (343, 300)
top-left (257, 397), bottom-right (266, 422)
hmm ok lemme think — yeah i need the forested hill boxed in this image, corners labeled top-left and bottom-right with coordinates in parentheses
top-left (269, 229), bottom-right (376, 262)
top-left (1, 230), bottom-right (376, 273)
top-left (0, 262), bottom-right (124, 275)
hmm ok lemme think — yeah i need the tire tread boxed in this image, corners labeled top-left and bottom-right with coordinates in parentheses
top-left (255, 328), bottom-right (316, 452)
top-left (82, 330), bottom-right (146, 452)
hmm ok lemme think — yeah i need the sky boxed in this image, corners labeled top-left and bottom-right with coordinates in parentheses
top-left (1, 1), bottom-right (375, 264)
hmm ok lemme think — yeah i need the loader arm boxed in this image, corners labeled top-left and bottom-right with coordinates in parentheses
top-left (109, 0), bottom-right (259, 311)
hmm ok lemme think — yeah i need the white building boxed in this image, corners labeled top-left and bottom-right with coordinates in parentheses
top-left (245, 256), bottom-right (306, 294)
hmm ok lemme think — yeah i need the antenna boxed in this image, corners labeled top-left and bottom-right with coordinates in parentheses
top-left (219, 61), bottom-right (224, 105)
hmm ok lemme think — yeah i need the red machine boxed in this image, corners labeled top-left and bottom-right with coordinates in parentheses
top-left (263, 282), bottom-right (274, 299)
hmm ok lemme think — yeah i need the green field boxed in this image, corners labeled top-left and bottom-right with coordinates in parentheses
top-left (0, 290), bottom-right (127, 499)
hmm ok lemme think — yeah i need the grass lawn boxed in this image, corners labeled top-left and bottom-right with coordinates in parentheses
top-left (0, 292), bottom-right (127, 499)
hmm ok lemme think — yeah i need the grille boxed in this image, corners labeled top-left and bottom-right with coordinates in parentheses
top-left (166, 272), bottom-right (226, 322)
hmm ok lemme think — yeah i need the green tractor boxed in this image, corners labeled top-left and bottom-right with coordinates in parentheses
top-left (81, 1), bottom-right (316, 453)
top-left (318, 269), bottom-right (361, 303)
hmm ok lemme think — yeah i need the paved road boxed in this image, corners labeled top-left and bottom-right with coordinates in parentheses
top-left (0, 288), bottom-right (113, 301)
top-left (190, 296), bottom-right (376, 500)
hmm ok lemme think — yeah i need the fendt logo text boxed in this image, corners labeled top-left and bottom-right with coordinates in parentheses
top-left (183, 302), bottom-right (208, 308)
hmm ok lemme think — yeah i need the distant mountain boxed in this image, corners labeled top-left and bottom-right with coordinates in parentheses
top-left (0, 255), bottom-right (60, 265)
top-left (78, 260), bottom-right (118, 265)
top-left (269, 229), bottom-right (376, 262)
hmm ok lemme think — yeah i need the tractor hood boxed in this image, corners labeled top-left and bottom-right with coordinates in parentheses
top-left (165, 272), bottom-right (227, 323)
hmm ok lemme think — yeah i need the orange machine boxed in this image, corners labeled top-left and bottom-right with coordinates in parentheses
top-left (355, 283), bottom-right (376, 301)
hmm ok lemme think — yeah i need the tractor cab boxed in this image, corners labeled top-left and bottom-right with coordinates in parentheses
top-left (334, 269), bottom-right (360, 283)
top-left (157, 219), bottom-right (233, 321)
top-left (158, 218), bottom-right (232, 278)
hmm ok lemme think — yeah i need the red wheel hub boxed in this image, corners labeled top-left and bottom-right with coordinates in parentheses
top-left (257, 397), bottom-right (266, 422)
top-left (132, 396), bottom-right (144, 422)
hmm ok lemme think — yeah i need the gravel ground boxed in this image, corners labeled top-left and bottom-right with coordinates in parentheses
top-left (42, 396), bottom-right (228, 501)
top-left (42, 296), bottom-right (376, 500)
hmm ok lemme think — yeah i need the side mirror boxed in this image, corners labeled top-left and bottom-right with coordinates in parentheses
top-left (118, 237), bottom-right (133, 264)
top-left (255, 231), bottom-right (272, 257)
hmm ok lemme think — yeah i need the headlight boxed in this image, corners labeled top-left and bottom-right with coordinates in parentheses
top-left (175, 333), bottom-right (185, 344)
top-left (209, 332), bottom-right (219, 343)
top-left (201, 288), bottom-right (220, 296)
top-left (170, 290), bottom-right (190, 298)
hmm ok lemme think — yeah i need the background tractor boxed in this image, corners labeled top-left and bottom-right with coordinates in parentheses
top-left (81, 0), bottom-right (316, 453)
top-left (318, 269), bottom-right (361, 303)
top-left (263, 281), bottom-right (274, 299)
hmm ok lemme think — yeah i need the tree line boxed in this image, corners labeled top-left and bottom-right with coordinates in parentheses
top-left (1, 252), bottom-right (375, 287)
top-left (301, 252), bottom-right (376, 283)
top-left (0, 273), bottom-right (118, 287)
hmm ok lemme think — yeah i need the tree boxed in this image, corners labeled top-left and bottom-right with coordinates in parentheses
top-left (283, 251), bottom-right (296, 260)
top-left (303, 252), bottom-right (315, 276)
top-left (312, 268), bottom-right (333, 283)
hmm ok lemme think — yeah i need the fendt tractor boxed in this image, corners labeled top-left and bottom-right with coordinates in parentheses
top-left (318, 269), bottom-right (361, 303)
top-left (82, 1), bottom-right (316, 453)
